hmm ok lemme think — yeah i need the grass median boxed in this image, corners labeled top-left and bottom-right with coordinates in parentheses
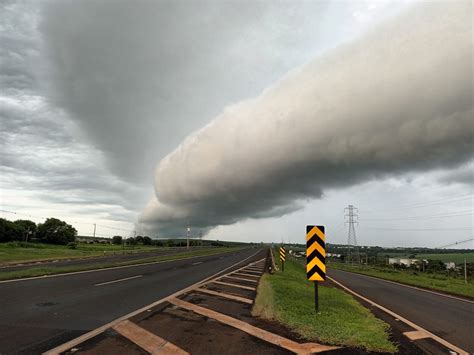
top-left (0, 247), bottom-right (245, 281)
top-left (253, 258), bottom-right (396, 353)
top-left (329, 262), bottom-right (474, 298)
top-left (0, 241), bottom-right (167, 265)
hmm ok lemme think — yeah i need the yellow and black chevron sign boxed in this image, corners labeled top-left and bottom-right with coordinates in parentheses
top-left (306, 225), bottom-right (326, 281)
top-left (279, 246), bottom-right (286, 262)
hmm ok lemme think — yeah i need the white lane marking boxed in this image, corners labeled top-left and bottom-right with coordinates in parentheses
top-left (0, 249), bottom-right (246, 284)
top-left (44, 250), bottom-right (264, 355)
top-left (330, 268), bottom-right (474, 304)
top-left (94, 275), bottom-right (143, 287)
top-left (328, 275), bottom-right (469, 355)
top-left (192, 262), bottom-right (203, 265)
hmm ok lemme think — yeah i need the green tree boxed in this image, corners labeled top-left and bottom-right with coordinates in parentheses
top-left (142, 236), bottom-right (152, 245)
top-left (112, 235), bottom-right (123, 245)
top-left (13, 220), bottom-right (37, 241)
top-left (127, 237), bottom-right (137, 246)
top-left (0, 218), bottom-right (20, 242)
top-left (37, 218), bottom-right (77, 245)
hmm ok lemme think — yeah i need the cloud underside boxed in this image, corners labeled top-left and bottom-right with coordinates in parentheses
top-left (138, 2), bottom-right (473, 236)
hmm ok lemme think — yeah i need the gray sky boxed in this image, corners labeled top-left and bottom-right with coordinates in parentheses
top-left (1, 0), bottom-right (472, 248)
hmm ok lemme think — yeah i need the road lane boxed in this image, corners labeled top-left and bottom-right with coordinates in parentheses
top-left (0, 247), bottom-right (264, 354)
top-left (328, 268), bottom-right (474, 353)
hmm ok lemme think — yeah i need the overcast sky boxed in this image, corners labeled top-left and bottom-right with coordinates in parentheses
top-left (1, 0), bottom-right (472, 248)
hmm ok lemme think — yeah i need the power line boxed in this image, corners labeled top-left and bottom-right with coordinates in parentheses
top-left (96, 224), bottom-right (134, 233)
top-left (361, 227), bottom-right (472, 231)
top-left (360, 210), bottom-right (473, 221)
top-left (437, 238), bottom-right (474, 249)
top-left (360, 193), bottom-right (473, 214)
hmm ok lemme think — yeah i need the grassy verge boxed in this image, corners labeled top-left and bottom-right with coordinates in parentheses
top-left (252, 258), bottom-right (396, 353)
top-left (329, 262), bottom-right (474, 298)
top-left (0, 247), bottom-right (244, 281)
top-left (0, 241), bottom-right (165, 265)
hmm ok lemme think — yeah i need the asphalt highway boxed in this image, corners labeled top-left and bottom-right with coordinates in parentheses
top-left (328, 268), bottom-right (474, 353)
top-left (0, 247), bottom-right (265, 354)
top-left (0, 246), bottom-right (203, 272)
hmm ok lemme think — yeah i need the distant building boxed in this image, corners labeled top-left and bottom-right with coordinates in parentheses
top-left (444, 262), bottom-right (456, 270)
top-left (388, 258), bottom-right (418, 267)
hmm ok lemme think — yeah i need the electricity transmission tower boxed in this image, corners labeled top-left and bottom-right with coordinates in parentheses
top-left (345, 205), bottom-right (360, 264)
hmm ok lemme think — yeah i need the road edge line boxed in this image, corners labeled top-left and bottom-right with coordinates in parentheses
top-left (327, 275), bottom-right (469, 355)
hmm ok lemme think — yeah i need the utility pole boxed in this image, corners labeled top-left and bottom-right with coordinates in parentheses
top-left (199, 230), bottom-right (203, 246)
top-left (345, 205), bottom-right (360, 264)
top-left (187, 227), bottom-right (190, 249)
top-left (93, 223), bottom-right (96, 238)
top-left (25, 226), bottom-right (30, 248)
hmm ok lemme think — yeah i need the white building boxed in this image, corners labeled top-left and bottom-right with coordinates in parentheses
top-left (388, 258), bottom-right (418, 267)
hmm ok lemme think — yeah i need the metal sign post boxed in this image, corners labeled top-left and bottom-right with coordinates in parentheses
top-left (306, 225), bottom-right (326, 313)
top-left (314, 282), bottom-right (319, 312)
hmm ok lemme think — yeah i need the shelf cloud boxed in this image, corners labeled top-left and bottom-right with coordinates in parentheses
top-left (139, 1), bottom-right (473, 236)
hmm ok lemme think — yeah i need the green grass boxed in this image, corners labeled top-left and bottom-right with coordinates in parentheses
top-left (329, 262), bottom-right (474, 298)
top-left (0, 247), bottom-right (244, 281)
top-left (0, 241), bottom-right (167, 265)
top-left (253, 257), bottom-right (396, 353)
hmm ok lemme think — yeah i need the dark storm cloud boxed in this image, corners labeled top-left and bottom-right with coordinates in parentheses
top-left (438, 163), bottom-right (474, 186)
top-left (0, 1), bottom-right (40, 93)
top-left (139, 1), bottom-right (473, 236)
top-left (0, 1), bottom-right (145, 220)
top-left (39, 0), bottom-right (332, 183)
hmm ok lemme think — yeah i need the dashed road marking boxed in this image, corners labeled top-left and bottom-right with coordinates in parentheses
top-left (94, 275), bottom-right (143, 286)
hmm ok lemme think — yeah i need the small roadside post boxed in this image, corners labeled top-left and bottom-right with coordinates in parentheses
top-left (279, 246), bottom-right (286, 272)
top-left (464, 258), bottom-right (467, 284)
top-left (306, 225), bottom-right (326, 313)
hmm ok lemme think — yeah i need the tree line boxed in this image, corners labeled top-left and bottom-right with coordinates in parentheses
top-left (0, 218), bottom-right (76, 245)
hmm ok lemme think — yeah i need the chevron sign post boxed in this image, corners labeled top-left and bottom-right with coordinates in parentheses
top-left (306, 225), bottom-right (326, 312)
